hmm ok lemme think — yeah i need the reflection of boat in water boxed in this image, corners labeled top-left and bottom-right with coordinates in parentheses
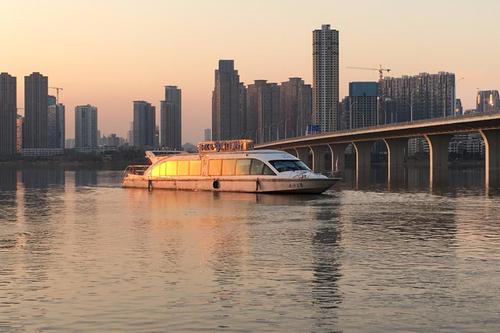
top-left (122, 140), bottom-right (340, 194)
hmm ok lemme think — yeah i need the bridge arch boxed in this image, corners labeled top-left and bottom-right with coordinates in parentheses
top-left (383, 138), bottom-right (409, 185)
top-left (255, 112), bottom-right (500, 189)
top-left (479, 130), bottom-right (498, 188)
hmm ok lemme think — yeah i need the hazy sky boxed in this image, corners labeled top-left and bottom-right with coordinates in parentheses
top-left (1, 0), bottom-right (499, 143)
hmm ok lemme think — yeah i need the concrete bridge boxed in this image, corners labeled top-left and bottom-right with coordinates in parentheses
top-left (255, 112), bottom-right (500, 189)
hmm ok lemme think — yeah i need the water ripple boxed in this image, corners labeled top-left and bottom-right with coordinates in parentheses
top-left (0, 169), bottom-right (500, 332)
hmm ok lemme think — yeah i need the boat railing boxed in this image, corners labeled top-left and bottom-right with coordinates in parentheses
top-left (123, 165), bottom-right (149, 179)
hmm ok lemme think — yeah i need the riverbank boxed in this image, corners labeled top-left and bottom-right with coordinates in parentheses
top-left (0, 150), bottom-right (148, 170)
top-left (0, 159), bottom-right (148, 170)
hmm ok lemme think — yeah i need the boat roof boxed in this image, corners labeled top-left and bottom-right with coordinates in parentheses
top-left (149, 149), bottom-right (299, 163)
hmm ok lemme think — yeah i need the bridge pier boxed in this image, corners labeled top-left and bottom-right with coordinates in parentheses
top-left (383, 138), bottom-right (408, 185)
top-left (311, 145), bottom-right (329, 174)
top-left (425, 134), bottom-right (452, 187)
top-left (295, 147), bottom-right (312, 168)
top-left (480, 129), bottom-right (500, 188)
top-left (329, 143), bottom-right (348, 174)
top-left (352, 141), bottom-right (374, 186)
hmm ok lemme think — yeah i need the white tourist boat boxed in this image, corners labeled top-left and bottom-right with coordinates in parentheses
top-left (122, 140), bottom-right (339, 194)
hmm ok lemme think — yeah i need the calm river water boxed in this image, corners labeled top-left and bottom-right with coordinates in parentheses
top-left (1, 166), bottom-right (500, 332)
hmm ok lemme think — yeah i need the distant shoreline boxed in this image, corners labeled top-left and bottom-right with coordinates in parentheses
top-left (0, 160), bottom-right (147, 170)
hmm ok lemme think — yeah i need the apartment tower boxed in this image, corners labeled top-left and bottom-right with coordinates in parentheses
top-left (75, 105), bottom-right (98, 148)
top-left (0, 73), bottom-right (17, 156)
top-left (212, 60), bottom-right (241, 140)
top-left (23, 72), bottom-right (48, 148)
top-left (160, 86), bottom-right (182, 150)
top-left (133, 101), bottom-right (156, 148)
top-left (280, 78), bottom-right (312, 138)
top-left (312, 24), bottom-right (339, 132)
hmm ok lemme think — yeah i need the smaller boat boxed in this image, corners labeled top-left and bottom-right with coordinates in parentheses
top-left (122, 140), bottom-right (339, 194)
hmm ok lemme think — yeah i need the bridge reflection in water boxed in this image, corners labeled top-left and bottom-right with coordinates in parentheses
top-left (256, 112), bottom-right (500, 191)
top-left (337, 164), bottom-right (487, 195)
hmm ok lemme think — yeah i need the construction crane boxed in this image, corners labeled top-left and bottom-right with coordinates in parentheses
top-left (49, 87), bottom-right (64, 103)
top-left (347, 65), bottom-right (391, 80)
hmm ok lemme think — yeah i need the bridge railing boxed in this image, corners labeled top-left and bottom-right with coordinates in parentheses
top-left (258, 110), bottom-right (500, 146)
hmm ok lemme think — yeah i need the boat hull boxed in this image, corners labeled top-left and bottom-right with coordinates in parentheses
top-left (122, 176), bottom-right (338, 194)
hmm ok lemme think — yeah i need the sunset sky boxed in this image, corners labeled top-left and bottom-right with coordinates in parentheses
top-left (1, 0), bottom-right (499, 143)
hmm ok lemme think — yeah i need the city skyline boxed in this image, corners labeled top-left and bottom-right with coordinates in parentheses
top-left (2, 0), bottom-right (500, 143)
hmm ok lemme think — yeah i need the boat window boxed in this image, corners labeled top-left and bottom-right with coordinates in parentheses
top-left (160, 162), bottom-right (166, 176)
top-left (189, 160), bottom-right (201, 176)
top-left (166, 161), bottom-right (177, 176)
top-left (222, 159), bottom-right (236, 176)
top-left (262, 164), bottom-right (275, 175)
top-left (235, 159), bottom-right (251, 175)
top-left (151, 164), bottom-right (160, 177)
top-left (250, 159), bottom-right (275, 175)
top-left (178, 160), bottom-right (189, 176)
top-left (208, 159), bottom-right (222, 176)
top-left (151, 161), bottom-right (167, 177)
top-left (269, 160), bottom-right (310, 172)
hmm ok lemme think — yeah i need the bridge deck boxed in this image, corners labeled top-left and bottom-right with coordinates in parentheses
top-left (256, 112), bottom-right (500, 149)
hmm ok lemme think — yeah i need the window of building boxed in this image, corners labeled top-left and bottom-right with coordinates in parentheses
top-left (235, 159), bottom-right (251, 175)
top-left (208, 159), bottom-right (222, 176)
top-left (222, 159), bottom-right (236, 176)
top-left (189, 160), bottom-right (201, 176)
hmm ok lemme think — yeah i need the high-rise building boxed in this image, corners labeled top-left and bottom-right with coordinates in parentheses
top-left (16, 115), bottom-right (23, 153)
top-left (75, 105), bottom-right (98, 149)
top-left (204, 128), bottom-right (212, 141)
top-left (47, 95), bottom-right (65, 149)
top-left (339, 97), bottom-right (350, 131)
top-left (0, 73), bottom-right (17, 156)
top-left (246, 81), bottom-right (259, 142)
top-left (127, 122), bottom-right (134, 144)
top-left (23, 72), bottom-right (48, 148)
top-left (246, 80), bottom-right (280, 143)
top-left (65, 138), bottom-right (75, 149)
top-left (133, 101), bottom-right (156, 148)
top-left (48, 95), bottom-right (56, 106)
top-left (212, 60), bottom-right (241, 140)
top-left (268, 83), bottom-right (281, 142)
top-left (312, 24), bottom-right (339, 133)
top-left (239, 83), bottom-right (247, 137)
top-left (476, 90), bottom-right (500, 113)
top-left (348, 82), bottom-right (379, 129)
top-left (379, 72), bottom-right (455, 123)
top-left (160, 86), bottom-right (182, 150)
top-left (280, 77), bottom-right (312, 138)
top-left (455, 98), bottom-right (463, 116)
top-left (154, 126), bottom-right (160, 148)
